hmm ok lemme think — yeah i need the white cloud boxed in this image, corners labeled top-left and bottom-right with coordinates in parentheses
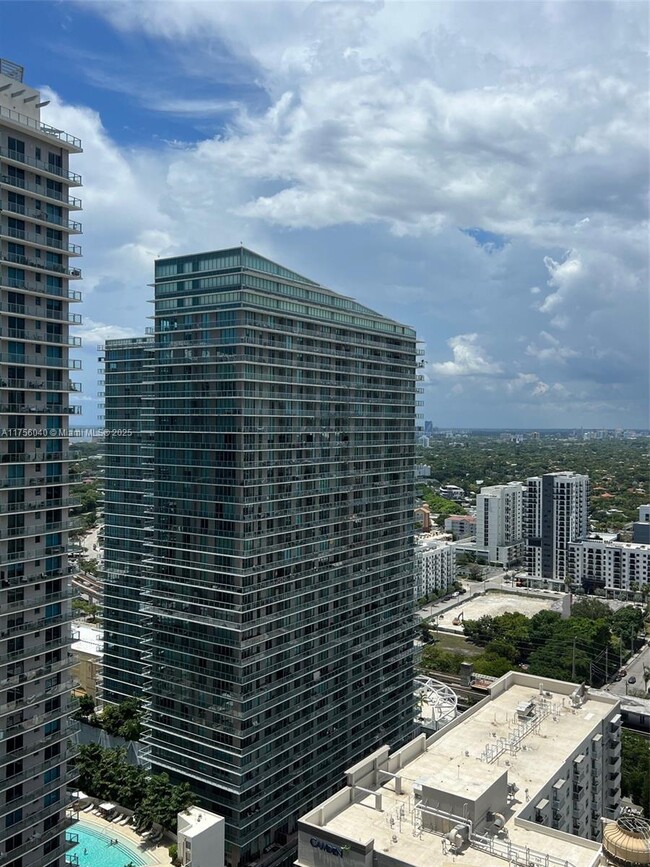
top-left (47, 0), bottom-right (649, 427)
top-left (430, 334), bottom-right (503, 377)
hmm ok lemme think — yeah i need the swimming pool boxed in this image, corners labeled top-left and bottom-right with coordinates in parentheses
top-left (70, 818), bottom-right (158, 867)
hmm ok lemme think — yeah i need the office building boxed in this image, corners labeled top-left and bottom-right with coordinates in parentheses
top-left (101, 336), bottom-right (153, 704)
top-left (476, 482), bottom-right (523, 566)
top-left (414, 535), bottom-right (455, 600)
top-left (296, 672), bottom-right (622, 867)
top-left (569, 538), bottom-right (650, 594)
top-left (119, 248), bottom-right (418, 867)
top-left (524, 472), bottom-right (589, 586)
top-left (0, 58), bottom-right (82, 867)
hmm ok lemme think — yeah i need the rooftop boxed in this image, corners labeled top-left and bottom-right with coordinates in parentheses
top-left (299, 673), bottom-right (619, 867)
top-left (72, 622), bottom-right (103, 657)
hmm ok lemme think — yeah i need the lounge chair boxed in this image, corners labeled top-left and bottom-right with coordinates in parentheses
top-left (110, 813), bottom-right (123, 823)
top-left (83, 804), bottom-right (94, 813)
top-left (118, 816), bottom-right (130, 826)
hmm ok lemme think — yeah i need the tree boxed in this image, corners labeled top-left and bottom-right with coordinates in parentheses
top-left (621, 731), bottom-right (650, 817)
top-left (472, 653), bottom-right (514, 678)
top-left (420, 645), bottom-right (464, 674)
top-left (100, 698), bottom-right (144, 740)
top-left (610, 606), bottom-right (644, 640)
top-left (416, 621), bottom-right (435, 643)
top-left (570, 597), bottom-right (612, 623)
top-left (74, 693), bottom-right (96, 719)
top-left (463, 616), bottom-right (498, 646)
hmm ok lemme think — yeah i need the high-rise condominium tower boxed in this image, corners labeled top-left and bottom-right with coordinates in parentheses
top-left (101, 337), bottom-right (153, 704)
top-left (475, 482), bottom-right (523, 567)
top-left (0, 59), bottom-right (82, 867)
top-left (524, 472), bottom-right (589, 586)
top-left (122, 248), bottom-right (417, 867)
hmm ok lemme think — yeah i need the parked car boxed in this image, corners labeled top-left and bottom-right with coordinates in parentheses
top-left (627, 676), bottom-right (637, 685)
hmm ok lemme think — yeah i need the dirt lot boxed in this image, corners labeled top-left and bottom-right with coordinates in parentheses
top-left (440, 592), bottom-right (561, 633)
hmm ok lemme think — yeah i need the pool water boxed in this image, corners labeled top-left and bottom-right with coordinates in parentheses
top-left (71, 819), bottom-right (157, 867)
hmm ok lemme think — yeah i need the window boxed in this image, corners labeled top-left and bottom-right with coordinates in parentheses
top-left (44, 789), bottom-right (60, 807)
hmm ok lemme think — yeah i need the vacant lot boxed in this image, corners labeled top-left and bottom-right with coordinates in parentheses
top-left (434, 631), bottom-right (483, 657)
top-left (440, 592), bottom-right (561, 633)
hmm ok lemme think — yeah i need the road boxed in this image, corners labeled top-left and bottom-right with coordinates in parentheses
top-left (607, 643), bottom-right (650, 698)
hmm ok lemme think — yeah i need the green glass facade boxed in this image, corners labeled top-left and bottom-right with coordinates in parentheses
top-left (109, 248), bottom-right (417, 867)
top-left (101, 337), bottom-right (153, 704)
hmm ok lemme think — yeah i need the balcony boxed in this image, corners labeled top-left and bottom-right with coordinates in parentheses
top-left (1, 327), bottom-right (82, 346)
top-left (0, 103), bottom-right (82, 149)
top-left (0, 300), bottom-right (82, 323)
top-left (0, 352), bottom-right (81, 368)
top-left (0, 146), bottom-right (82, 185)
top-left (0, 274), bottom-right (82, 301)
top-left (0, 173), bottom-right (81, 209)
top-left (0, 225), bottom-right (82, 255)
top-left (0, 199), bottom-right (82, 232)
top-left (0, 251), bottom-right (81, 279)
top-left (0, 815), bottom-right (78, 866)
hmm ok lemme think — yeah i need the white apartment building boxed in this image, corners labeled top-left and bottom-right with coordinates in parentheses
top-left (296, 673), bottom-right (622, 867)
top-left (414, 535), bottom-right (456, 599)
top-left (524, 472), bottom-right (589, 586)
top-left (569, 539), bottom-right (650, 593)
top-left (476, 482), bottom-right (523, 566)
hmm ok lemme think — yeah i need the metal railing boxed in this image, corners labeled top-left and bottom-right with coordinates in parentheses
top-left (0, 103), bottom-right (82, 148)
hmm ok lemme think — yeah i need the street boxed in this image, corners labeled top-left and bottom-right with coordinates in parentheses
top-left (607, 643), bottom-right (650, 698)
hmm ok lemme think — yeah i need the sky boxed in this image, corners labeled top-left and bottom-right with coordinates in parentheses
top-left (4, 0), bottom-right (648, 428)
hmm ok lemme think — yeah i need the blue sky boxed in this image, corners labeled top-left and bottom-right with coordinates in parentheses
top-left (4, 0), bottom-right (648, 428)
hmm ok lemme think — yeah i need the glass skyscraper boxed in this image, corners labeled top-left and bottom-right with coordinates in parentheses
top-left (105, 247), bottom-right (418, 867)
top-left (0, 59), bottom-right (82, 867)
top-left (101, 336), bottom-right (153, 704)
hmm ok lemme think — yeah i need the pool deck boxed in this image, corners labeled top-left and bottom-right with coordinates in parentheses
top-left (77, 810), bottom-right (172, 865)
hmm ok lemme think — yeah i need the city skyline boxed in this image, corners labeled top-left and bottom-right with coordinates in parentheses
top-left (3, 0), bottom-right (648, 429)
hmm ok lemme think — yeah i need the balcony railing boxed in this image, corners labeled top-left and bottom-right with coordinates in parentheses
top-left (1, 327), bottom-right (81, 346)
top-left (0, 274), bottom-right (82, 301)
top-left (1, 251), bottom-right (82, 278)
top-left (0, 352), bottom-right (82, 368)
top-left (0, 103), bottom-right (82, 148)
top-left (0, 225), bottom-right (81, 255)
top-left (0, 300), bottom-right (82, 323)
top-left (0, 198), bottom-right (82, 231)
top-left (0, 174), bottom-right (82, 208)
top-left (0, 146), bottom-right (81, 184)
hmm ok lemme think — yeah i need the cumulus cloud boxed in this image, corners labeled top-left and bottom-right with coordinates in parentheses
top-left (430, 334), bottom-right (503, 377)
top-left (48, 0), bottom-right (649, 427)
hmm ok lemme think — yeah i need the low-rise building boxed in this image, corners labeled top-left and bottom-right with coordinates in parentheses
top-left (414, 534), bottom-right (456, 599)
top-left (72, 622), bottom-right (103, 699)
top-left (569, 538), bottom-right (650, 593)
top-left (444, 514), bottom-right (476, 539)
top-left (296, 673), bottom-right (621, 867)
top-left (439, 484), bottom-right (464, 501)
top-left (177, 807), bottom-right (225, 867)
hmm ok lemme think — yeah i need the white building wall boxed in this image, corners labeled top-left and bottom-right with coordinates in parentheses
top-left (414, 538), bottom-right (456, 599)
top-left (476, 482), bottom-right (523, 565)
top-left (569, 540), bottom-right (650, 592)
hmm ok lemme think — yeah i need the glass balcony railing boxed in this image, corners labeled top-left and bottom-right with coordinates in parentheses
top-left (0, 274), bottom-right (82, 300)
top-left (1, 250), bottom-right (82, 278)
top-left (0, 173), bottom-right (82, 208)
top-left (0, 146), bottom-right (82, 184)
top-left (0, 225), bottom-right (81, 254)
top-left (0, 198), bottom-right (82, 231)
